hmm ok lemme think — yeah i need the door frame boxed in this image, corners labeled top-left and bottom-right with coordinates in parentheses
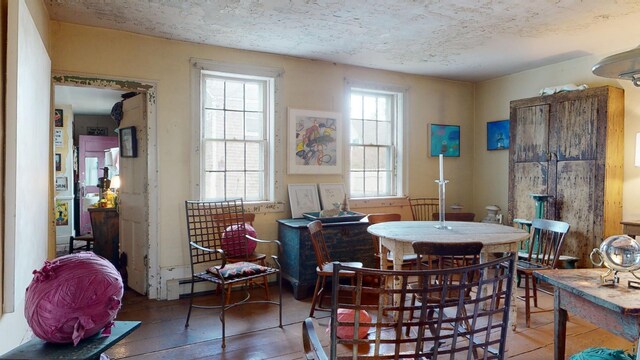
top-left (52, 72), bottom-right (160, 299)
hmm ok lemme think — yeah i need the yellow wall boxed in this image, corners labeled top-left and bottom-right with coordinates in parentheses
top-left (473, 53), bottom-right (640, 225)
top-left (49, 22), bottom-right (475, 283)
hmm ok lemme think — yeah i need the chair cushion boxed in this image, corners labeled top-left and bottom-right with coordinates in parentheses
top-left (207, 261), bottom-right (269, 279)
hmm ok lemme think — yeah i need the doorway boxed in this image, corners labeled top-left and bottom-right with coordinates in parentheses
top-left (52, 74), bottom-right (159, 298)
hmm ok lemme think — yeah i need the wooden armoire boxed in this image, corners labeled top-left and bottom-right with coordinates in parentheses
top-left (508, 85), bottom-right (624, 268)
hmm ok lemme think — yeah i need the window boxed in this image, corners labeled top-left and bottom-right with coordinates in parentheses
top-left (197, 69), bottom-right (274, 201)
top-left (349, 87), bottom-right (403, 198)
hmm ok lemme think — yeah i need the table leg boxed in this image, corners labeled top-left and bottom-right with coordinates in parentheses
top-left (554, 287), bottom-right (567, 360)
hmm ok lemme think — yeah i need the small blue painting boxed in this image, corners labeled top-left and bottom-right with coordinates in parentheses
top-left (487, 120), bottom-right (510, 151)
top-left (430, 124), bottom-right (460, 157)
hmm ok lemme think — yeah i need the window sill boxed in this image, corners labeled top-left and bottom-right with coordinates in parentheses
top-left (243, 201), bottom-right (286, 214)
top-left (349, 196), bottom-right (409, 209)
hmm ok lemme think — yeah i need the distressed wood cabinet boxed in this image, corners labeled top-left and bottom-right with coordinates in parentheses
top-left (508, 86), bottom-right (624, 267)
top-left (277, 218), bottom-right (375, 299)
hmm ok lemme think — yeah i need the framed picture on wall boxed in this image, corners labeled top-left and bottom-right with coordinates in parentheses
top-left (119, 126), bottom-right (137, 158)
top-left (288, 108), bottom-right (342, 174)
top-left (429, 124), bottom-right (460, 157)
top-left (54, 109), bottom-right (63, 127)
top-left (55, 153), bottom-right (61, 172)
top-left (486, 120), bottom-right (510, 150)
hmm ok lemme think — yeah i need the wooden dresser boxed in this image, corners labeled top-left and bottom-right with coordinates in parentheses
top-left (88, 207), bottom-right (120, 268)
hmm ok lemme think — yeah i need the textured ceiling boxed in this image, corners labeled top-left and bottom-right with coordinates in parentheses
top-left (46, 0), bottom-right (640, 82)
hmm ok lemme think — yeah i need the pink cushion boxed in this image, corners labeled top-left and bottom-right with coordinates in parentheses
top-left (207, 261), bottom-right (269, 279)
top-left (221, 223), bottom-right (257, 257)
top-left (328, 308), bottom-right (372, 339)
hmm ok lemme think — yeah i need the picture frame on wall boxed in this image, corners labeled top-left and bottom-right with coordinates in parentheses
top-left (55, 153), bottom-right (61, 172)
top-left (429, 124), bottom-right (460, 157)
top-left (119, 126), bottom-right (137, 158)
top-left (288, 108), bottom-right (342, 174)
top-left (318, 183), bottom-right (346, 210)
top-left (55, 176), bottom-right (68, 192)
top-left (486, 120), bottom-right (510, 150)
top-left (54, 109), bottom-right (63, 127)
top-left (288, 184), bottom-right (321, 218)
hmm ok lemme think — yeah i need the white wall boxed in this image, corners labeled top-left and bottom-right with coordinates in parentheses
top-left (1, 0), bottom-right (51, 354)
top-left (473, 53), bottom-right (640, 226)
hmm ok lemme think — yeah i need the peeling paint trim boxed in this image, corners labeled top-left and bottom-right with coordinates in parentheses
top-left (53, 71), bottom-right (161, 300)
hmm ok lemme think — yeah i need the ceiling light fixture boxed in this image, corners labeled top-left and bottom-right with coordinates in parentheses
top-left (592, 46), bottom-right (640, 87)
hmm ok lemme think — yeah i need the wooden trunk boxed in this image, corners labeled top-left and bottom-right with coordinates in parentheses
top-left (508, 86), bottom-right (624, 268)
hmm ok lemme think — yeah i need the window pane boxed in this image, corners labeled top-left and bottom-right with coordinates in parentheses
top-left (245, 82), bottom-right (262, 112)
top-left (226, 142), bottom-right (245, 170)
top-left (204, 78), bottom-right (224, 109)
top-left (350, 119), bottom-right (363, 144)
top-left (246, 142), bottom-right (263, 171)
top-left (245, 112), bottom-right (263, 140)
top-left (364, 147), bottom-right (378, 170)
top-left (85, 157), bottom-right (98, 186)
top-left (226, 111), bottom-right (244, 140)
top-left (204, 171), bottom-right (224, 199)
top-left (363, 120), bottom-right (377, 144)
top-left (363, 172), bottom-right (378, 196)
top-left (350, 94), bottom-right (363, 119)
top-left (204, 109), bottom-right (225, 139)
top-left (350, 172), bottom-right (364, 197)
top-left (225, 81), bottom-right (244, 111)
top-left (379, 147), bottom-right (391, 170)
top-left (377, 97), bottom-right (389, 121)
top-left (378, 171), bottom-right (392, 196)
top-left (204, 140), bottom-right (225, 171)
top-left (226, 172), bottom-right (245, 199)
top-left (351, 146), bottom-right (364, 170)
top-left (378, 121), bottom-right (391, 145)
top-left (363, 95), bottom-right (377, 120)
top-left (245, 171), bottom-right (262, 201)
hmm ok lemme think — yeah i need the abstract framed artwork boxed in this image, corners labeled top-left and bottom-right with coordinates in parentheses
top-left (288, 184), bottom-right (321, 218)
top-left (288, 108), bottom-right (342, 174)
top-left (487, 120), bottom-right (510, 150)
top-left (429, 124), bottom-right (460, 157)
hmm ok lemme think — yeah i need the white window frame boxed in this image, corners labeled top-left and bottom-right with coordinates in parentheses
top-left (191, 59), bottom-right (285, 212)
top-left (345, 80), bottom-right (407, 205)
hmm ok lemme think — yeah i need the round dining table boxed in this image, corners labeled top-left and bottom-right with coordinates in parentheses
top-left (368, 220), bottom-right (529, 331)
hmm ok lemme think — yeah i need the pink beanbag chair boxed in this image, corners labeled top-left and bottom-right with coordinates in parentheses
top-left (25, 252), bottom-right (124, 345)
top-left (328, 308), bottom-right (372, 339)
top-left (222, 223), bottom-right (257, 257)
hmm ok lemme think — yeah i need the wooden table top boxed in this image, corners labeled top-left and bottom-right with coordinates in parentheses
top-left (534, 269), bottom-right (640, 316)
top-left (367, 221), bottom-right (528, 246)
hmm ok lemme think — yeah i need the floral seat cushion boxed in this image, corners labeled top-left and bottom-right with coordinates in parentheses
top-left (207, 261), bottom-right (269, 279)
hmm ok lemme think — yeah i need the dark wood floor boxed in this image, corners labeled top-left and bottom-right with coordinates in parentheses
top-left (106, 284), bottom-right (634, 359)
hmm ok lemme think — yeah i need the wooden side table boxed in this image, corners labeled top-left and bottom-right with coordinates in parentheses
top-left (622, 220), bottom-right (640, 239)
top-left (0, 321), bottom-right (140, 360)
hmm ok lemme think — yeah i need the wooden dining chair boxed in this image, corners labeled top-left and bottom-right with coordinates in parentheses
top-left (183, 199), bottom-right (283, 348)
top-left (307, 220), bottom-right (363, 317)
top-left (406, 241), bottom-right (484, 337)
top-left (367, 213), bottom-right (416, 269)
top-left (515, 218), bottom-right (570, 327)
top-left (302, 253), bottom-right (515, 359)
top-left (408, 197), bottom-right (439, 221)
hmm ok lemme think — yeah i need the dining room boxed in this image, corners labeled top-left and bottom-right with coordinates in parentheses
top-left (5, 1), bottom-right (640, 359)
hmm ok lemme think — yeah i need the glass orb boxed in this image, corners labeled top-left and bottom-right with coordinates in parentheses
top-left (599, 235), bottom-right (640, 272)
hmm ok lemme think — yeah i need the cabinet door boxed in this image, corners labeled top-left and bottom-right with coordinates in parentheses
top-left (554, 160), bottom-right (596, 268)
top-left (513, 105), bottom-right (550, 162)
top-left (553, 97), bottom-right (599, 161)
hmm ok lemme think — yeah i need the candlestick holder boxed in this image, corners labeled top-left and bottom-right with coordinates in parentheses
top-left (434, 179), bottom-right (451, 229)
